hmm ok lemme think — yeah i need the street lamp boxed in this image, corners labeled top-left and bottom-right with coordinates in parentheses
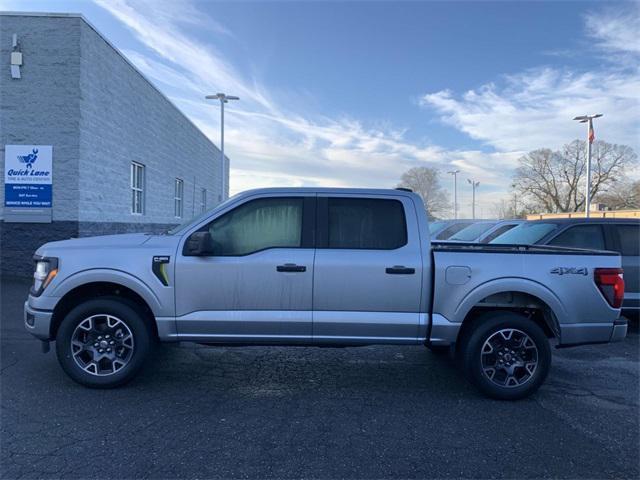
top-left (206, 93), bottom-right (239, 201)
top-left (468, 178), bottom-right (480, 219)
top-left (573, 114), bottom-right (603, 218)
top-left (447, 169), bottom-right (460, 219)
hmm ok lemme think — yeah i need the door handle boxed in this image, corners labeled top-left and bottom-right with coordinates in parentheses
top-left (385, 266), bottom-right (415, 275)
top-left (277, 264), bottom-right (307, 273)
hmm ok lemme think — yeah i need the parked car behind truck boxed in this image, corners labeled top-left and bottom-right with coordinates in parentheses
top-left (25, 188), bottom-right (627, 399)
top-left (444, 220), bottom-right (524, 243)
top-left (491, 218), bottom-right (639, 319)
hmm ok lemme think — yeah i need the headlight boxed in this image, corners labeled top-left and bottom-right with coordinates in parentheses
top-left (31, 256), bottom-right (58, 297)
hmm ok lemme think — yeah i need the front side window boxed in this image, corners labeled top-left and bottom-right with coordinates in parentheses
top-left (327, 198), bottom-right (407, 249)
top-left (131, 162), bottom-right (144, 215)
top-left (174, 178), bottom-right (184, 218)
top-left (206, 197), bottom-right (303, 255)
top-left (549, 225), bottom-right (605, 250)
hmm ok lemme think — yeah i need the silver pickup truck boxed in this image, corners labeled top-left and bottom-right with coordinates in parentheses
top-left (24, 188), bottom-right (627, 399)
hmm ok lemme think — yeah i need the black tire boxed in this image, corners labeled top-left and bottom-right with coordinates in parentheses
top-left (459, 311), bottom-right (551, 400)
top-left (55, 297), bottom-right (152, 388)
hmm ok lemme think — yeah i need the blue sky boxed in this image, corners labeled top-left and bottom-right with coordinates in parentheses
top-left (2, 0), bottom-right (639, 217)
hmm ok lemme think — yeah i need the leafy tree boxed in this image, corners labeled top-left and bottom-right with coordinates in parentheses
top-left (512, 140), bottom-right (637, 213)
top-left (397, 167), bottom-right (450, 219)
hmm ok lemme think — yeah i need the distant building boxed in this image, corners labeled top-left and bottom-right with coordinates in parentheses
top-left (527, 208), bottom-right (640, 220)
top-left (1, 12), bottom-right (227, 275)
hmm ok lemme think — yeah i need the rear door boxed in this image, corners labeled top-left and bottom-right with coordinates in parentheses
top-left (312, 194), bottom-right (423, 343)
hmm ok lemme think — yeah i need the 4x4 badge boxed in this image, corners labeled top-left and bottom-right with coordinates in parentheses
top-left (550, 267), bottom-right (588, 276)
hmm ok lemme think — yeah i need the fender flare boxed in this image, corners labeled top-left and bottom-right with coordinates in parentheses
top-left (49, 268), bottom-right (163, 315)
top-left (453, 277), bottom-right (566, 334)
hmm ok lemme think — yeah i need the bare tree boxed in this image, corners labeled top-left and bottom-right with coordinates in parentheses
top-left (512, 140), bottom-right (637, 213)
top-left (397, 167), bottom-right (450, 219)
top-left (595, 179), bottom-right (640, 210)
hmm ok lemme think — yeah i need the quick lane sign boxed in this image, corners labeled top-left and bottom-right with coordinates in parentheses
top-left (4, 145), bottom-right (53, 208)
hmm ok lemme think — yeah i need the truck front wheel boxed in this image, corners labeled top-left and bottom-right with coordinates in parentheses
top-left (459, 312), bottom-right (551, 400)
top-left (55, 297), bottom-right (152, 388)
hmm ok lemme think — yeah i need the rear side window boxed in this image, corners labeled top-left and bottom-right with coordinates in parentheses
top-left (616, 225), bottom-right (640, 256)
top-left (481, 224), bottom-right (517, 243)
top-left (327, 198), bottom-right (407, 249)
top-left (548, 225), bottom-right (605, 250)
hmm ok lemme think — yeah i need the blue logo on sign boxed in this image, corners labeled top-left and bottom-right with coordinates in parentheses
top-left (18, 148), bottom-right (38, 169)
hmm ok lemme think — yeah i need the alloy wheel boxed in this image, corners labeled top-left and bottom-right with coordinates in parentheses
top-left (70, 314), bottom-right (135, 376)
top-left (480, 328), bottom-right (538, 388)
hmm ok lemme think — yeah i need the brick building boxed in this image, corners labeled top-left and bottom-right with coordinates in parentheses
top-left (0, 12), bottom-right (226, 275)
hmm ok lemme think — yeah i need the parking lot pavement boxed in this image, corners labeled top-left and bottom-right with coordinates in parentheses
top-left (1, 277), bottom-right (638, 479)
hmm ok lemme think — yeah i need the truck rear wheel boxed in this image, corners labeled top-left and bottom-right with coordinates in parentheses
top-left (459, 311), bottom-right (551, 400)
top-left (55, 297), bottom-right (152, 388)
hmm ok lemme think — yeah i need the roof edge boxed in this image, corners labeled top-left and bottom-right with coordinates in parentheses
top-left (1, 11), bottom-right (222, 155)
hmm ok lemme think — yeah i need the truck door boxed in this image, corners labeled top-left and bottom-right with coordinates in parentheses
top-left (312, 194), bottom-right (423, 343)
top-left (174, 195), bottom-right (316, 343)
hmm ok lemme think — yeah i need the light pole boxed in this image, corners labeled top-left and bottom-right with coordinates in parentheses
top-left (511, 182), bottom-right (517, 217)
top-left (447, 169), bottom-right (460, 219)
top-left (573, 114), bottom-right (603, 218)
top-left (468, 178), bottom-right (480, 219)
top-left (206, 93), bottom-right (239, 201)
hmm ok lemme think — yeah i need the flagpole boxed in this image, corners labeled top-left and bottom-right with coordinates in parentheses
top-left (585, 118), bottom-right (593, 218)
top-left (573, 114), bottom-right (602, 219)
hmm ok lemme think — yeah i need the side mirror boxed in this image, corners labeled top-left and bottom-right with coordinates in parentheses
top-left (184, 231), bottom-right (215, 256)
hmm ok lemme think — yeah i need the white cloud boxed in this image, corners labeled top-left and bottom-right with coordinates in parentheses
top-left (420, 7), bottom-right (640, 155)
top-left (584, 6), bottom-right (640, 55)
top-left (94, 0), bottom-right (273, 110)
top-left (91, 0), bottom-right (639, 219)
top-left (421, 67), bottom-right (640, 152)
top-left (93, 0), bottom-right (486, 198)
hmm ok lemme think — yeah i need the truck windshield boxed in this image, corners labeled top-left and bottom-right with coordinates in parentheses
top-left (449, 222), bottom-right (496, 241)
top-left (490, 222), bottom-right (558, 245)
top-left (429, 221), bottom-right (446, 233)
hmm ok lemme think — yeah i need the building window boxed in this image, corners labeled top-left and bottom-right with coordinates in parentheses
top-left (201, 188), bottom-right (207, 213)
top-left (174, 178), bottom-right (184, 218)
top-left (131, 162), bottom-right (144, 215)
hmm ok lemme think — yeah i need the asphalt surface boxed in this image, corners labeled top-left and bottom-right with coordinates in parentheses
top-left (1, 277), bottom-right (639, 479)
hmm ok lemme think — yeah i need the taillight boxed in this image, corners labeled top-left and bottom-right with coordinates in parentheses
top-left (594, 268), bottom-right (624, 309)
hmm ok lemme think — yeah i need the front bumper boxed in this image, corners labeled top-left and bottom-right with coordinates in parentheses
top-left (24, 301), bottom-right (53, 340)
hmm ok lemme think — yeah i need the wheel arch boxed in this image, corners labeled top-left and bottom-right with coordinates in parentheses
top-left (50, 281), bottom-right (159, 340)
top-left (453, 279), bottom-right (565, 347)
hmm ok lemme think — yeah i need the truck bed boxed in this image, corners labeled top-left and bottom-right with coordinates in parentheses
top-left (430, 241), bottom-right (622, 347)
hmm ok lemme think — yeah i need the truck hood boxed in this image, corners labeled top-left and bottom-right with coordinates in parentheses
top-left (36, 233), bottom-right (155, 254)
